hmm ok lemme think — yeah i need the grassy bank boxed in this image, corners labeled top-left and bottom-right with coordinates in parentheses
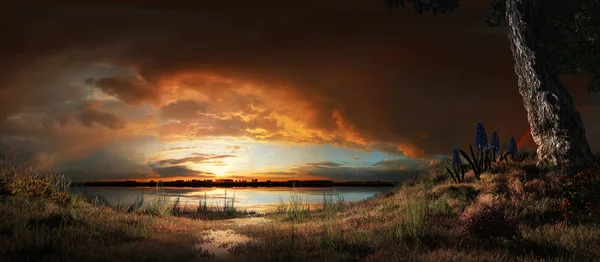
top-left (232, 156), bottom-right (600, 261)
top-left (0, 154), bottom-right (254, 261)
top-left (1, 152), bottom-right (600, 261)
top-left (0, 195), bottom-right (221, 261)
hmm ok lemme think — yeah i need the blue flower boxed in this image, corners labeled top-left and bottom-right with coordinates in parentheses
top-left (490, 132), bottom-right (500, 153)
top-left (475, 123), bottom-right (489, 150)
top-left (508, 137), bottom-right (518, 157)
top-left (452, 149), bottom-right (461, 172)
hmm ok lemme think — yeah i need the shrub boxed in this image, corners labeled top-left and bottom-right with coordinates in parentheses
top-left (445, 185), bottom-right (479, 202)
top-left (508, 178), bottom-right (526, 200)
top-left (476, 174), bottom-right (509, 196)
top-left (430, 184), bottom-right (479, 202)
top-left (460, 194), bottom-right (518, 238)
top-left (50, 191), bottom-right (70, 204)
top-left (474, 122), bottom-right (489, 151)
top-left (507, 137), bottom-right (518, 159)
top-left (1, 152), bottom-right (71, 204)
top-left (426, 158), bottom-right (453, 187)
top-left (523, 178), bottom-right (548, 199)
top-left (457, 123), bottom-right (512, 180)
top-left (446, 150), bottom-right (466, 184)
top-left (428, 198), bottom-right (453, 216)
top-left (558, 166), bottom-right (600, 224)
top-left (455, 123), bottom-right (523, 182)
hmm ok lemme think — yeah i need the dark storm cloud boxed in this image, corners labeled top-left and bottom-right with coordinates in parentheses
top-left (305, 161), bottom-right (343, 168)
top-left (372, 158), bottom-right (425, 169)
top-left (151, 165), bottom-right (216, 179)
top-left (160, 100), bottom-right (208, 121)
top-left (86, 77), bottom-right (157, 104)
top-left (156, 146), bottom-right (200, 153)
top-left (251, 171), bottom-right (299, 176)
top-left (290, 160), bottom-right (425, 182)
top-left (1, 0), bottom-right (599, 173)
top-left (77, 102), bottom-right (126, 129)
top-left (151, 153), bottom-right (236, 166)
top-left (50, 136), bottom-right (158, 181)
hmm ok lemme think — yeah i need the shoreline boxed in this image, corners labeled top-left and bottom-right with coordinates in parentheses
top-left (72, 181), bottom-right (399, 188)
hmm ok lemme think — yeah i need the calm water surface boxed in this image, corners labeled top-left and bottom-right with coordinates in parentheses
top-left (70, 186), bottom-right (395, 213)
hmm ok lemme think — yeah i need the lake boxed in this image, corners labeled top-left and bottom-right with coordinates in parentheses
top-left (70, 186), bottom-right (396, 213)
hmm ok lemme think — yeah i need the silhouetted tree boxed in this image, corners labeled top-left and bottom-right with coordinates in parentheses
top-left (383, 0), bottom-right (599, 172)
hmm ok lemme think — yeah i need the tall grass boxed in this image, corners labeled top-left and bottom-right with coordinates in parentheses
top-left (276, 196), bottom-right (288, 214)
top-left (5, 147), bottom-right (600, 261)
top-left (122, 187), bottom-right (248, 219)
top-left (0, 195), bottom-right (203, 261)
top-left (148, 190), bottom-right (171, 216)
top-left (319, 189), bottom-right (345, 218)
top-left (127, 191), bottom-right (145, 213)
top-left (116, 196), bottom-right (123, 212)
top-left (210, 189), bottom-right (239, 215)
top-left (0, 151), bottom-right (71, 203)
top-left (275, 188), bottom-right (311, 221)
top-left (222, 189), bottom-right (237, 214)
top-left (197, 192), bottom-right (209, 213)
top-left (395, 191), bottom-right (429, 240)
top-left (172, 196), bottom-right (181, 213)
top-left (274, 187), bottom-right (347, 221)
top-left (126, 187), bottom-right (171, 216)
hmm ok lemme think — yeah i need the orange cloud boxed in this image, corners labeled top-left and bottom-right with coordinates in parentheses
top-left (156, 146), bottom-right (200, 153)
top-left (6, 2), bottom-right (600, 183)
top-left (396, 144), bottom-right (426, 158)
top-left (77, 101), bottom-right (126, 129)
top-left (332, 109), bottom-right (369, 147)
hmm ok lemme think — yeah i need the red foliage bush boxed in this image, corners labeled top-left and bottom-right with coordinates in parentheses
top-left (460, 195), bottom-right (519, 238)
top-left (558, 165), bottom-right (600, 223)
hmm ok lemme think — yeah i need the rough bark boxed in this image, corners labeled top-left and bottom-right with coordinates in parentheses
top-left (505, 0), bottom-right (597, 172)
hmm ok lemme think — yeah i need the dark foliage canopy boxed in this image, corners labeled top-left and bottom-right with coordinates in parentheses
top-left (383, 0), bottom-right (600, 91)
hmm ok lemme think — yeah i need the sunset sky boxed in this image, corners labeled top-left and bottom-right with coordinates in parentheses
top-left (1, 1), bottom-right (599, 182)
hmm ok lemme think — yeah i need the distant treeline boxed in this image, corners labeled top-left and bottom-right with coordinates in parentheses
top-left (72, 179), bottom-right (397, 188)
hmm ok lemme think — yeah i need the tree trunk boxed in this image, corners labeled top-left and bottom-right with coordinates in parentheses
top-left (505, 0), bottom-right (597, 172)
